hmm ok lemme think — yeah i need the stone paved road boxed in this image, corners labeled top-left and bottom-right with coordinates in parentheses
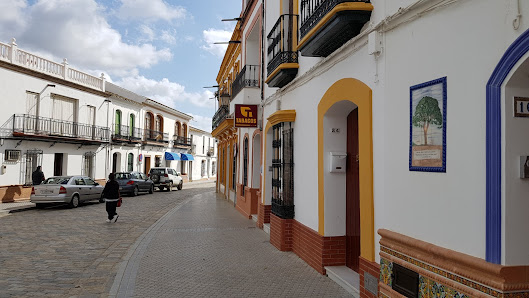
top-left (1, 182), bottom-right (351, 297)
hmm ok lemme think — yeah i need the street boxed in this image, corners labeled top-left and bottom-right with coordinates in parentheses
top-left (0, 182), bottom-right (351, 297)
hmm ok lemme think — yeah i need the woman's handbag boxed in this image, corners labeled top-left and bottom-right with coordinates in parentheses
top-left (117, 197), bottom-right (122, 207)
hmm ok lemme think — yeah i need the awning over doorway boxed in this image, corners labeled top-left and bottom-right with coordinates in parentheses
top-left (164, 152), bottom-right (181, 160)
top-left (180, 153), bottom-right (194, 161)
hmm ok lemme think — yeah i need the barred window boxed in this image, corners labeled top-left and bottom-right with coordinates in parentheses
top-left (243, 137), bottom-right (249, 195)
top-left (232, 144), bottom-right (237, 190)
top-left (271, 122), bottom-right (294, 219)
top-left (24, 149), bottom-right (43, 185)
top-left (82, 152), bottom-right (96, 179)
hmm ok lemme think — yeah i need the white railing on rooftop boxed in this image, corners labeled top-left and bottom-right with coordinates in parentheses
top-left (0, 38), bottom-right (105, 92)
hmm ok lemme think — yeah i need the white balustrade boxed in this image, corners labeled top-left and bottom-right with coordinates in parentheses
top-left (0, 41), bottom-right (10, 61)
top-left (67, 68), bottom-right (102, 90)
top-left (0, 38), bottom-right (104, 92)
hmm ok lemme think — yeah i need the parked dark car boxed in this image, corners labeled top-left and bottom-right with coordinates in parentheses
top-left (115, 172), bottom-right (154, 196)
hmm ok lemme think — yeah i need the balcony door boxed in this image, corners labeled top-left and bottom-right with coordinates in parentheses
top-left (87, 105), bottom-right (96, 139)
top-left (52, 95), bottom-right (77, 136)
top-left (26, 91), bottom-right (39, 133)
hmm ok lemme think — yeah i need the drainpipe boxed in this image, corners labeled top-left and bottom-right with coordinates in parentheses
top-left (105, 99), bottom-right (111, 179)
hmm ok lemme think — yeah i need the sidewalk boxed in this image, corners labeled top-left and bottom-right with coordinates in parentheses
top-left (0, 201), bottom-right (35, 216)
top-left (110, 190), bottom-right (352, 297)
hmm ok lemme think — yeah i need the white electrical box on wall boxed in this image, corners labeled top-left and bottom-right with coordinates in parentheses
top-left (329, 152), bottom-right (347, 173)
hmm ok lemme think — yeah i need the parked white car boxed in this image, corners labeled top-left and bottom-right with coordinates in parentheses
top-left (148, 167), bottom-right (183, 191)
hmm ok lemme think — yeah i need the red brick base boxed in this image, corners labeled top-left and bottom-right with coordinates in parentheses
top-left (257, 202), bottom-right (270, 229)
top-left (270, 213), bottom-right (293, 251)
top-left (359, 257), bottom-right (380, 298)
top-left (268, 215), bottom-right (347, 275)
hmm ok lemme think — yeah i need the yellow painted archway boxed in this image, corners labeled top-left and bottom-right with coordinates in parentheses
top-left (317, 78), bottom-right (374, 262)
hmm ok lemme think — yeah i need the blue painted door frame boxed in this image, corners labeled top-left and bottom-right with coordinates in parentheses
top-left (486, 28), bottom-right (529, 264)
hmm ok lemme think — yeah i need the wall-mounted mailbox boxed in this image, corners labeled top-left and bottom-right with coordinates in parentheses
top-left (329, 152), bottom-right (347, 173)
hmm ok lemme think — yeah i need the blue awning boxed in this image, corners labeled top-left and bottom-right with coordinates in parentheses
top-left (165, 152), bottom-right (181, 160)
top-left (180, 153), bottom-right (194, 161)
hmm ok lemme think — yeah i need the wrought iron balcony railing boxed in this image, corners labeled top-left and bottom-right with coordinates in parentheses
top-left (143, 129), bottom-right (169, 143)
top-left (112, 124), bottom-right (142, 142)
top-left (232, 65), bottom-right (260, 99)
top-left (11, 114), bottom-right (110, 142)
top-left (212, 105), bottom-right (230, 131)
top-left (267, 14), bottom-right (299, 77)
top-left (300, 0), bottom-right (371, 39)
top-left (173, 135), bottom-right (192, 147)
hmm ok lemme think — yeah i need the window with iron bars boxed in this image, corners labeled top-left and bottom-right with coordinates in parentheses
top-left (24, 149), bottom-right (43, 185)
top-left (232, 144), bottom-right (237, 190)
top-left (243, 137), bottom-right (249, 195)
top-left (271, 122), bottom-right (294, 219)
top-left (82, 152), bottom-right (96, 179)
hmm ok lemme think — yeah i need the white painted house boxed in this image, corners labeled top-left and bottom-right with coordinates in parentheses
top-left (215, 0), bottom-right (529, 296)
top-left (0, 38), bottom-right (109, 201)
top-left (188, 126), bottom-right (217, 181)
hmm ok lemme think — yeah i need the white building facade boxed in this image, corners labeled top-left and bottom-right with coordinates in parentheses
top-left (215, 0), bottom-right (529, 296)
top-left (0, 39), bottom-right (195, 201)
top-left (0, 38), bottom-right (109, 201)
top-left (188, 126), bottom-right (217, 181)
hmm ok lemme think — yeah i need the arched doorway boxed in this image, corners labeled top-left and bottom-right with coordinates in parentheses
top-left (112, 152), bottom-right (121, 173)
top-left (487, 28), bottom-right (529, 265)
top-left (318, 78), bottom-right (374, 265)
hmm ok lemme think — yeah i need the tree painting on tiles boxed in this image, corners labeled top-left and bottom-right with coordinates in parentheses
top-left (409, 77), bottom-right (447, 172)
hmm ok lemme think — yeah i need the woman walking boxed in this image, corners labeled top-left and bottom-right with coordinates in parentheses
top-left (102, 173), bottom-right (120, 223)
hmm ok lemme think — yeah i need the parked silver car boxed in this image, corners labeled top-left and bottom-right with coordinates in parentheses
top-left (30, 176), bottom-right (104, 208)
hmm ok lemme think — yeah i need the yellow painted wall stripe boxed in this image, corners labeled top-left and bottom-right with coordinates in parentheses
top-left (298, 2), bottom-right (373, 50)
top-left (317, 78), bottom-right (374, 262)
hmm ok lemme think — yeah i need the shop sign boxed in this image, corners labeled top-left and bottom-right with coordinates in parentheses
top-left (234, 104), bottom-right (258, 128)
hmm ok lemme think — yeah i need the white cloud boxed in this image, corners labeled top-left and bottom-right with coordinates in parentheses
top-left (139, 24), bottom-right (155, 42)
top-left (116, 76), bottom-right (215, 109)
top-left (0, 0), bottom-right (28, 38)
top-left (118, 0), bottom-right (187, 22)
top-left (201, 29), bottom-right (232, 58)
top-left (160, 30), bottom-right (176, 45)
top-left (3, 0), bottom-right (172, 77)
top-left (188, 114), bottom-right (213, 133)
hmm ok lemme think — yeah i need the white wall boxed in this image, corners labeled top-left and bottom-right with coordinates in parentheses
top-left (260, 0), bottom-right (529, 263)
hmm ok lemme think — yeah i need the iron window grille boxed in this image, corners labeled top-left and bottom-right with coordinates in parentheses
top-left (232, 144), bottom-right (237, 190)
top-left (271, 122), bottom-right (294, 219)
top-left (23, 149), bottom-right (43, 185)
top-left (243, 137), bottom-right (249, 195)
top-left (82, 152), bottom-right (96, 179)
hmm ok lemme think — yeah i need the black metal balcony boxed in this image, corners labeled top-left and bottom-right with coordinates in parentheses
top-left (11, 114), bottom-right (110, 143)
top-left (266, 14), bottom-right (299, 88)
top-left (143, 129), bottom-right (169, 144)
top-left (299, 0), bottom-right (372, 57)
top-left (112, 124), bottom-right (142, 143)
top-left (212, 105), bottom-right (230, 131)
top-left (173, 135), bottom-right (192, 147)
top-left (232, 65), bottom-right (260, 99)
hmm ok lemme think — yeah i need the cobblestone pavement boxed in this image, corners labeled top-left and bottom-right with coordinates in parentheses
top-left (1, 182), bottom-right (351, 297)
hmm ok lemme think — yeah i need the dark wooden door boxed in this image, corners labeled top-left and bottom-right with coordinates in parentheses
top-left (54, 153), bottom-right (63, 176)
top-left (144, 156), bottom-right (151, 175)
top-left (346, 108), bottom-right (360, 272)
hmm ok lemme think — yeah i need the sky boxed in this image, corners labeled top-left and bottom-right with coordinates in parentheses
top-left (0, 0), bottom-right (242, 132)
